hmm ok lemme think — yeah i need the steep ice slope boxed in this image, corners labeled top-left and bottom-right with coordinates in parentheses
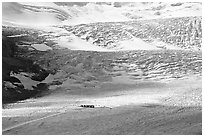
top-left (2, 2), bottom-right (202, 26)
top-left (2, 3), bottom-right (63, 26)
top-left (61, 3), bottom-right (131, 25)
top-left (2, 2), bottom-right (130, 26)
top-left (39, 26), bottom-right (113, 51)
top-left (120, 2), bottom-right (202, 20)
top-left (2, 2), bottom-right (202, 51)
top-left (65, 16), bottom-right (202, 51)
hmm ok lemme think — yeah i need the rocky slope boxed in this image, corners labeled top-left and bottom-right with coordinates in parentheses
top-left (2, 26), bottom-right (50, 103)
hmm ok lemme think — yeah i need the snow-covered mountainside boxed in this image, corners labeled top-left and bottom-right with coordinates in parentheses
top-left (2, 2), bottom-right (201, 51)
top-left (2, 2), bottom-right (202, 103)
top-left (2, 3), bottom-right (202, 135)
top-left (2, 2), bottom-right (202, 26)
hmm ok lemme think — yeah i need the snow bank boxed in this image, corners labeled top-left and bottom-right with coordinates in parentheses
top-left (10, 72), bottom-right (39, 90)
top-left (31, 43), bottom-right (52, 51)
top-left (19, 2), bottom-right (57, 7)
top-left (116, 38), bottom-right (158, 51)
top-left (82, 92), bottom-right (168, 107)
top-left (54, 34), bottom-right (112, 51)
top-left (7, 34), bottom-right (27, 38)
top-left (150, 40), bottom-right (182, 50)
